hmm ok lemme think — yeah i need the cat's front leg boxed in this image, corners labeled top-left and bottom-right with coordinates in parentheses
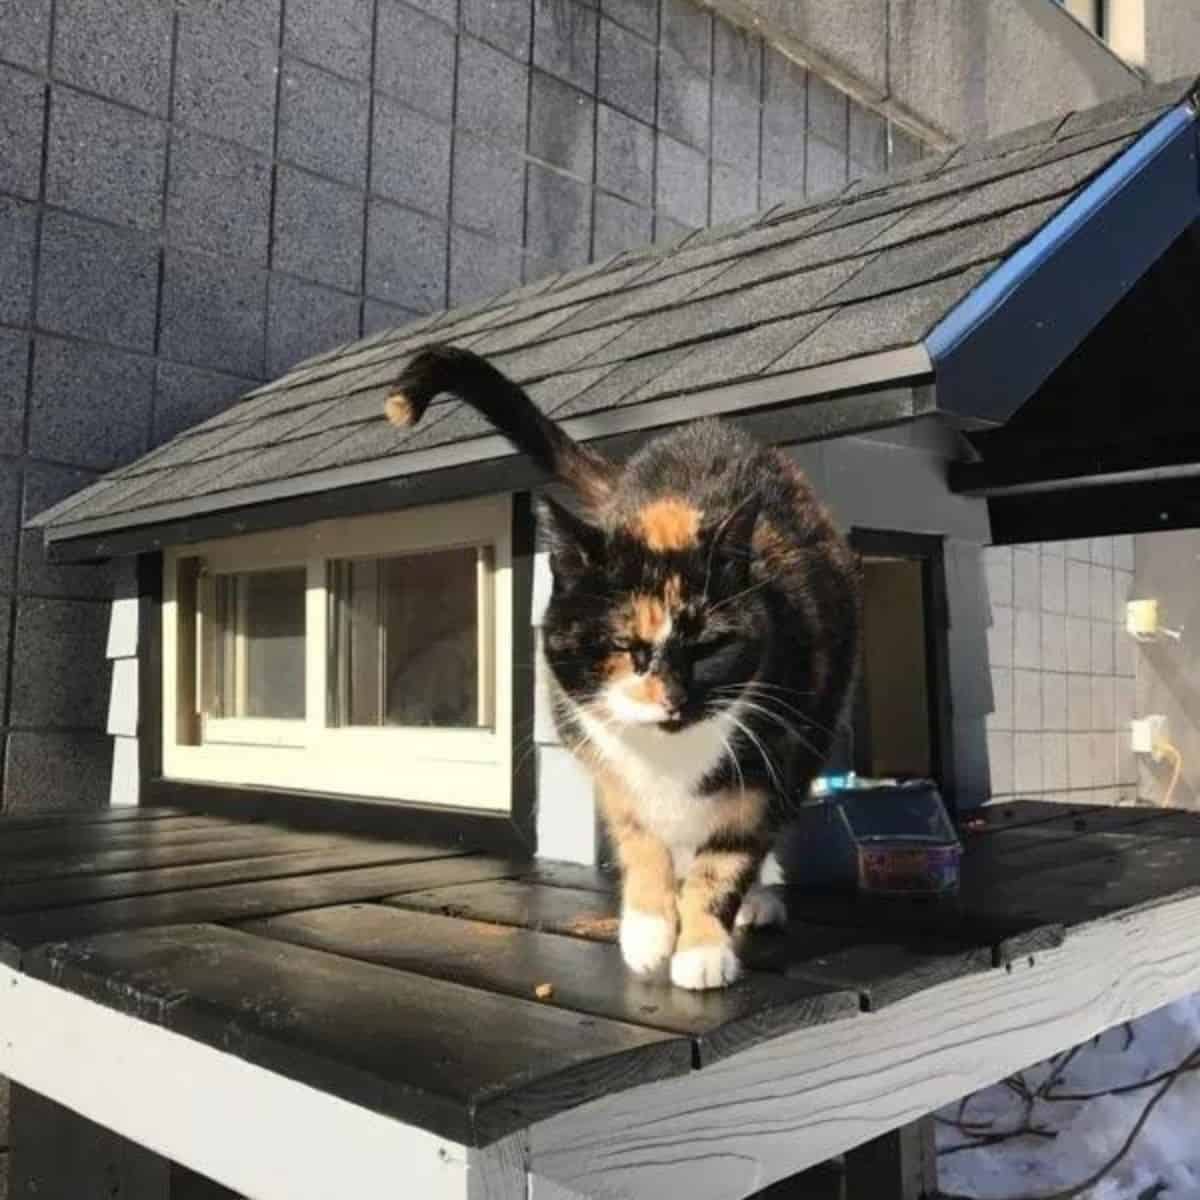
top-left (672, 793), bottom-right (770, 990)
top-left (612, 821), bottom-right (677, 974)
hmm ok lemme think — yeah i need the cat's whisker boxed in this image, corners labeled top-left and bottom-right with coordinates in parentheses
top-left (725, 710), bottom-right (785, 798)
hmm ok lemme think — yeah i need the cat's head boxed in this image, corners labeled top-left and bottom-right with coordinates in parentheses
top-left (540, 494), bottom-right (767, 733)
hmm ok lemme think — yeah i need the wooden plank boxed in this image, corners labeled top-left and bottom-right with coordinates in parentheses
top-left (961, 802), bottom-right (1168, 853)
top-left (0, 805), bottom-right (186, 831)
top-left (0, 813), bottom-right (266, 858)
top-left (0, 963), bottom-right (477, 1200)
top-left (959, 799), bottom-right (1116, 835)
top-left (0, 842), bottom-right (458, 914)
top-left (0, 856), bottom-right (520, 964)
top-left (385, 879), bottom-right (621, 941)
top-left (26, 923), bottom-right (693, 1145)
top-left (468, 1134), bottom-right (527, 1200)
top-left (0, 828), bottom-right (350, 885)
top-left (242, 905), bottom-right (859, 1065)
top-left (527, 889), bottom-right (1200, 1200)
top-left (519, 861), bottom-right (618, 894)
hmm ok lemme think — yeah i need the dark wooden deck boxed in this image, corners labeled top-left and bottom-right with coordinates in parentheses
top-left (3, 799), bottom-right (1200, 1147)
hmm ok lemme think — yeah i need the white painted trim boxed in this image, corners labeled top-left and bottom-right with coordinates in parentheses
top-left (106, 656), bottom-right (139, 738)
top-left (528, 893), bottom-right (1200, 1199)
top-left (535, 745), bottom-right (597, 866)
top-left (109, 735), bottom-right (140, 808)
top-left (106, 594), bottom-right (139, 659)
top-left (45, 348), bottom-right (934, 544)
top-left (0, 966), bottom-right (473, 1200)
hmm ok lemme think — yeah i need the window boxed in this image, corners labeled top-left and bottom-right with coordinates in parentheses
top-left (162, 495), bottom-right (514, 810)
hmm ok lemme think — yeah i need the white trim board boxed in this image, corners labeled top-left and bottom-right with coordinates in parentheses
top-left (0, 966), bottom-right (482, 1200)
top-left (528, 893), bottom-right (1200, 1199)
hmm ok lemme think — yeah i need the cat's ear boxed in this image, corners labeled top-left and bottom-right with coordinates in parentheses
top-left (539, 495), bottom-right (605, 584)
top-left (710, 493), bottom-right (760, 589)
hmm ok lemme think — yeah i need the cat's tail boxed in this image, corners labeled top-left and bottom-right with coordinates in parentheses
top-left (385, 344), bottom-right (615, 508)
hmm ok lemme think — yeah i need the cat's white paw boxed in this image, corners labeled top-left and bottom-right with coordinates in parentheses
top-left (670, 942), bottom-right (742, 990)
top-left (620, 910), bottom-right (675, 975)
top-left (735, 885), bottom-right (788, 929)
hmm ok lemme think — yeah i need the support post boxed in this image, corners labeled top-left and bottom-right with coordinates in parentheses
top-left (844, 1118), bottom-right (938, 1200)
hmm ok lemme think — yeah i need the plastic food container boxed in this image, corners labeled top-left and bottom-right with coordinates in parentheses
top-left (852, 836), bottom-right (962, 896)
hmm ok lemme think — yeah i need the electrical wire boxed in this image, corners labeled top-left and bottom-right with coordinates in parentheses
top-left (1154, 739), bottom-right (1183, 808)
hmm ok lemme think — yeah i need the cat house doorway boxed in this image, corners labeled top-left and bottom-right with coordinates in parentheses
top-left (849, 530), bottom-right (954, 807)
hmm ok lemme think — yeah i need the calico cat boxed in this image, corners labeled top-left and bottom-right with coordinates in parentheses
top-left (387, 345), bottom-right (861, 990)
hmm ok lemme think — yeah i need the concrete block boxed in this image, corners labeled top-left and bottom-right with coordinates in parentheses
top-left (806, 134), bottom-right (848, 196)
top-left (0, 0), bottom-right (50, 69)
top-left (657, 46), bottom-right (710, 149)
top-left (987, 603), bottom-right (1012, 669)
top-left (3, 731), bottom-right (113, 814)
top-left (1012, 608), bottom-right (1039, 669)
top-left (1040, 551), bottom-right (1066, 614)
top-left (267, 275), bottom-right (361, 377)
top-left (655, 131), bottom-right (707, 227)
top-left (710, 162), bottom-right (758, 224)
top-left (366, 199), bottom-right (447, 311)
top-left (593, 190), bottom-right (652, 256)
top-left (807, 74), bottom-right (848, 145)
top-left (160, 249), bottom-right (268, 377)
top-left (1013, 732), bottom-right (1042, 794)
top-left (1089, 535), bottom-right (1113, 565)
top-left (1067, 731), bottom-right (1092, 789)
top-left (662, 0), bottom-right (710, 71)
top-left (711, 24), bottom-right (760, 169)
top-left (18, 462), bottom-right (119, 600)
top-left (1042, 539), bottom-right (1065, 557)
top-left (1066, 615), bottom-right (1090, 673)
top-left (1112, 568), bottom-right (1133, 624)
top-left (46, 87), bottom-right (167, 231)
top-left (0, 327), bottom-right (29, 457)
top-left (457, 36), bottom-right (529, 148)
top-left (0, 196), bottom-right (35, 327)
top-left (988, 665), bottom-right (1012, 731)
top-left (1041, 612), bottom-right (1066, 673)
top-left (598, 16), bottom-right (656, 123)
top-left (1115, 625), bottom-right (1135, 677)
top-left (1092, 731), bottom-right (1117, 787)
top-left (375, 0), bottom-right (456, 120)
top-left (0, 64), bottom-right (45, 200)
top-left (596, 104), bottom-right (653, 204)
top-left (363, 297), bottom-right (422, 336)
top-left (526, 162), bottom-right (591, 273)
top-left (534, 0), bottom-right (597, 91)
top-left (0, 596), bottom-right (8, 719)
top-left (174, 8), bottom-right (278, 152)
top-left (1012, 669), bottom-right (1040, 732)
top-left (285, 0), bottom-right (373, 81)
top-left (452, 132), bottom-right (525, 241)
top-left (602, 0), bottom-right (657, 40)
top-left (1091, 674), bottom-right (1115, 732)
top-left (402, 0), bottom-right (456, 25)
top-left (55, 0), bottom-right (172, 113)
top-left (10, 597), bottom-right (110, 729)
top-left (1042, 671), bottom-right (1067, 731)
top-left (1043, 732), bottom-right (1068, 792)
top-left (107, 656), bottom-right (138, 737)
top-left (166, 128), bottom-right (271, 263)
top-left (987, 729), bottom-right (1013, 796)
top-left (1067, 537), bottom-right (1091, 561)
top-left (371, 95), bottom-right (451, 217)
top-left (1066, 557), bottom-right (1090, 617)
top-left (1012, 546), bottom-right (1039, 611)
top-left (1113, 534), bottom-right (1134, 570)
top-left (0, 470), bottom-right (16, 596)
top-left (279, 60), bottom-right (370, 186)
top-left (530, 70), bottom-right (594, 178)
top-left (1091, 619), bottom-right (1114, 675)
top-left (110, 734), bottom-right (140, 807)
top-left (849, 102), bottom-right (886, 176)
top-left (761, 48), bottom-right (807, 200)
top-left (889, 126), bottom-right (925, 168)
top-left (983, 546), bottom-right (1012, 608)
top-left (463, 0), bottom-right (532, 61)
top-left (154, 362), bottom-right (256, 443)
top-left (1089, 564), bottom-right (1113, 621)
top-left (37, 211), bottom-right (158, 350)
top-left (449, 227), bottom-right (522, 306)
top-left (273, 166), bottom-right (364, 291)
top-left (29, 337), bottom-right (152, 470)
top-left (536, 744), bottom-right (596, 864)
top-left (1068, 673), bottom-right (1090, 731)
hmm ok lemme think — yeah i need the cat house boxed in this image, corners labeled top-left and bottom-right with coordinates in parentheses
top-left (6, 75), bottom-right (1200, 1200)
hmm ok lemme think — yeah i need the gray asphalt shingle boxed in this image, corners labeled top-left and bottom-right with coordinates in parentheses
top-left (32, 77), bottom-right (1198, 536)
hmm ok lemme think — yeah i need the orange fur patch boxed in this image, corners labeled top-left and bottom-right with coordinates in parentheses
top-left (601, 652), bottom-right (633, 680)
top-left (384, 390), bottom-right (415, 426)
top-left (635, 498), bottom-right (702, 552)
top-left (631, 594), bottom-right (668, 643)
top-left (627, 675), bottom-right (667, 706)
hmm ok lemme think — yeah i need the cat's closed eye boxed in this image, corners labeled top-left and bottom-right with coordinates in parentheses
top-left (693, 633), bottom-right (736, 658)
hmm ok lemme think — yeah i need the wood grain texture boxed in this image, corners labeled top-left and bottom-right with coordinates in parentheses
top-left (0, 806), bottom-right (185, 831)
top-left (243, 904), bottom-right (858, 1063)
top-left (26, 924), bottom-right (692, 1145)
top-left (527, 889), bottom-right (1200, 1199)
top-left (0, 855), bottom-right (519, 965)
top-left (468, 1133), bottom-right (527, 1200)
top-left (0, 814), bottom-right (267, 859)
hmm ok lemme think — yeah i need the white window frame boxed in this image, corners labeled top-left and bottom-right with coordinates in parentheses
top-left (162, 494), bottom-right (514, 812)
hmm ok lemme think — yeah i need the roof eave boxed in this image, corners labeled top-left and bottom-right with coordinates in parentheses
top-left (43, 346), bottom-right (935, 562)
top-left (924, 96), bottom-right (1200, 427)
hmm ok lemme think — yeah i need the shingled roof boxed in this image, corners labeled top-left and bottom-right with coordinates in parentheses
top-left (33, 75), bottom-right (1200, 554)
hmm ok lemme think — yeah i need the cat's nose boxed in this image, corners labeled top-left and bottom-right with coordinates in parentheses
top-left (662, 679), bottom-right (689, 715)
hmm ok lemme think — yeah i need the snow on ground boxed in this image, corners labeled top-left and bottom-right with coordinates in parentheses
top-left (937, 994), bottom-right (1200, 1200)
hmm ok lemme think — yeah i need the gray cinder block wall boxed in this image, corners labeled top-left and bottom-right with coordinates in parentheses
top-left (0, 0), bottom-right (925, 818)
